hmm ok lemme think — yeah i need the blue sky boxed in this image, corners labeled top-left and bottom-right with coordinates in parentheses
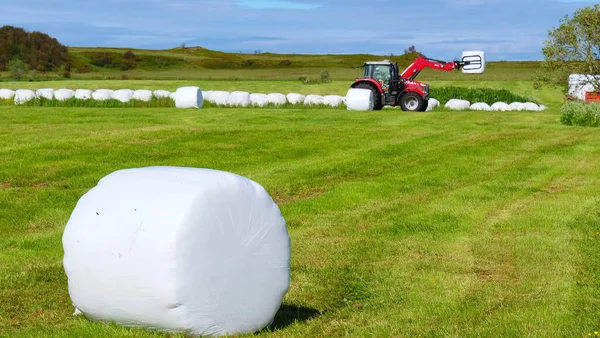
top-left (1, 0), bottom-right (599, 60)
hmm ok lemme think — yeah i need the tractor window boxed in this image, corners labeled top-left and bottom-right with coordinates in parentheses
top-left (373, 65), bottom-right (391, 90)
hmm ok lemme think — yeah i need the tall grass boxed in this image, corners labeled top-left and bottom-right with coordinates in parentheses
top-left (561, 101), bottom-right (600, 127)
top-left (429, 86), bottom-right (535, 104)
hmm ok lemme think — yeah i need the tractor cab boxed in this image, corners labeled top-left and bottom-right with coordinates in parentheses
top-left (362, 60), bottom-right (399, 92)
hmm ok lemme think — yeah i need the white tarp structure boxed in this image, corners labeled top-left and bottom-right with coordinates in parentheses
top-left (490, 102), bottom-right (509, 111)
top-left (63, 167), bottom-right (290, 337)
top-left (113, 89), bottom-right (135, 103)
top-left (75, 89), bottom-right (93, 100)
top-left (54, 89), bottom-right (75, 101)
top-left (36, 88), bottom-right (54, 100)
top-left (133, 90), bottom-right (153, 102)
top-left (227, 91), bottom-right (251, 107)
top-left (345, 88), bottom-right (373, 111)
top-left (153, 90), bottom-right (171, 99)
top-left (469, 102), bottom-right (491, 111)
top-left (426, 98), bottom-right (440, 112)
top-left (286, 93), bottom-right (305, 105)
top-left (209, 91), bottom-right (230, 106)
top-left (444, 99), bottom-right (471, 110)
top-left (250, 93), bottom-right (268, 107)
top-left (14, 89), bottom-right (35, 105)
top-left (303, 95), bottom-right (324, 106)
top-left (0, 89), bottom-right (15, 100)
top-left (323, 95), bottom-right (344, 107)
top-left (175, 86), bottom-right (203, 109)
top-left (569, 74), bottom-right (600, 101)
top-left (92, 89), bottom-right (114, 101)
top-left (267, 93), bottom-right (287, 105)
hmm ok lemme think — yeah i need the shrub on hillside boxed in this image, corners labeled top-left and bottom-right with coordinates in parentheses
top-left (561, 102), bottom-right (600, 127)
top-left (8, 58), bottom-right (28, 80)
top-left (0, 26), bottom-right (69, 72)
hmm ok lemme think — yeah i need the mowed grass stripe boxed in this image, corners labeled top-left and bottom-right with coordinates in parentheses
top-left (1, 106), bottom-right (599, 336)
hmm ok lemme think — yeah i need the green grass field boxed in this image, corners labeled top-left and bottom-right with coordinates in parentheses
top-left (1, 98), bottom-right (599, 336)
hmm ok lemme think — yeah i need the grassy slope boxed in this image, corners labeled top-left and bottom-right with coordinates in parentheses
top-left (1, 105), bottom-right (599, 337)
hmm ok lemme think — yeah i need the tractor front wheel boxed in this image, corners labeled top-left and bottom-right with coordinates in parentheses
top-left (400, 92), bottom-right (427, 112)
top-left (354, 83), bottom-right (383, 110)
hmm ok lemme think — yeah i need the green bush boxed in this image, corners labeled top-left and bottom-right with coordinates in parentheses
top-left (561, 102), bottom-right (600, 127)
top-left (429, 86), bottom-right (534, 105)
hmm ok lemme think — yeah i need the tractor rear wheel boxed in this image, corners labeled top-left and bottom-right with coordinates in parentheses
top-left (400, 92), bottom-right (427, 112)
top-left (354, 83), bottom-right (383, 110)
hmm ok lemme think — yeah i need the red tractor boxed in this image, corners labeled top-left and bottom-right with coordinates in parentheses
top-left (351, 52), bottom-right (485, 111)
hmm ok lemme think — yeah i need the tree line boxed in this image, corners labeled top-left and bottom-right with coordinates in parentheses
top-left (0, 25), bottom-right (69, 73)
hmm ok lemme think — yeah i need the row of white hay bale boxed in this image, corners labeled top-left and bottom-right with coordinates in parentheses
top-left (0, 88), bottom-right (176, 105)
top-left (201, 90), bottom-right (346, 108)
top-left (443, 99), bottom-right (547, 111)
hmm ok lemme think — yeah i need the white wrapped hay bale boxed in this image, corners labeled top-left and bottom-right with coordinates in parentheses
top-left (523, 102), bottom-right (540, 111)
top-left (75, 89), bottom-right (93, 100)
top-left (153, 90), bottom-right (171, 99)
top-left (14, 89), bottom-right (35, 105)
top-left (36, 88), bottom-right (54, 100)
top-left (170, 92), bottom-right (177, 101)
top-left (469, 102), bottom-right (491, 111)
top-left (323, 95), bottom-right (345, 107)
top-left (250, 93), bottom-right (268, 107)
top-left (92, 89), bottom-right (114, 101)
top-left (267, 93), bottom-right (287, 105)
top-left (507, 102), bottom-right (524, 111)
top-left (113, 89), bottom-right (135, 103)
top-left (210, 91), bottom-right (230, 106)
top-left (345, 88), bottom-right (373, 111)
top-left (445, 99), bottom-right (470, 110)
top-left (175, 86), bottom-right (203, 109)
top-left (63, 166), bottom-right (290, 337)
top-left (426, 98), bottom-right (440, 112)
top-left (228, 91), bottom-right (251, 107)
top-left (286, 93), bottom-right (305, 105)
top-left (490, 102), bottom-right (509, 111)
top-left (539, 105), bottom-right (548, 111)
top-left (133, 90), bottom-right (153, 102)
top-left (54, 89), bottom-right (75, 101)
top-left (303, 95), bottom-right (324, 106)
top-left (0, 89), bottom-right (15, 100)
top-left (202, 91), bottom-right (213, 102)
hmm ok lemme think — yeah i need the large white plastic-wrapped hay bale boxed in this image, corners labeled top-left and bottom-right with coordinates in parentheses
top-left (36, 88), bottom-right (54, 100)
top-left (0, 89), bottom-right (15, 100)
top-left (286, 93), bottom-right (305, 105)
top-left (75, 89), bottom-right (93, 100)
top-left (92, 89), bottom-right (114, 101)
top-left (303, 95), bottom-right (324, 106)
top-left (63, 166), bottom-right (290, 337)
top-left (113, 89), bottom-right (135, 103)
top-left (267, 93), bottom-right (286, 105)
top-left (202, 91), bottom-right (213, 102)
top-left (426, 98), bottom-right (440, 112)
top-left (469, 102), bottom-right (491, 111)
top-left (54, 89), bottom-right (75, 101)
top-left (444, 99), bottom-right (471, 110)
top-left (210, 91), bottom-right (230, 106)
top-left (227, 91), bottom-right (251, 107)
top-left (133, 90), bottom-right (153, 102)
top-left (250, 93), bottom-right (268, 107)
top-left (490, 102), bottom-right (509, 111)
top-left (323, 95), bottom-right (345, 107)
top-left (170, 92), bottom-right (177, 101)
top-left (345, 88), bottom-right (373, 111)
top-left (175, 86), bottom-right (203, 109)
top-left (153, 90), bottom-right (171, 99)
top-left (14, 89), bottom-right (35, 105)
top-left (507, 102), bottom-right (524, 111)
top-left (522, 102), bottom-right (540, 111)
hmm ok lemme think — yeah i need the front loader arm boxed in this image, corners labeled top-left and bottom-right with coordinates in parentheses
top-left (400, 56), bottom-right (462, 81)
